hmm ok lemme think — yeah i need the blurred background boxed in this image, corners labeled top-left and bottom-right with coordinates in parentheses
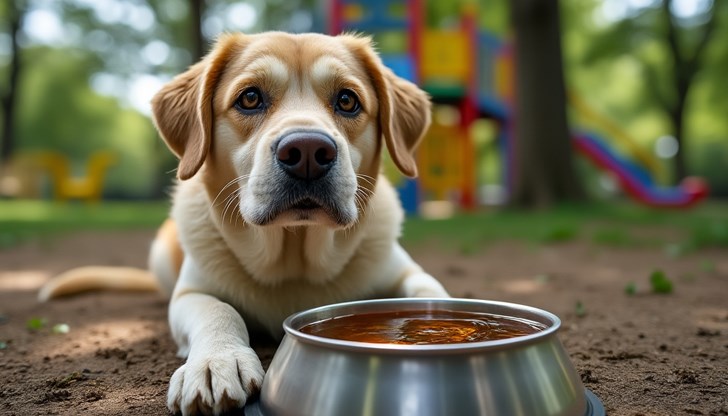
top-left (0, 0), bottom-right (727, 230)
top-left (2, 5), bottom-right (728, 413)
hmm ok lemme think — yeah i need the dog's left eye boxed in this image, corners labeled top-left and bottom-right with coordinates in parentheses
top-left (334, 89), bottom-right (360, 116)
top-left (235, 87), bottom-right (264, 113)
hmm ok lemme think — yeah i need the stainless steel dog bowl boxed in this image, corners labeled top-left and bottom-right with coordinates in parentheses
top-left (245, 298), bottom-right (604, 416)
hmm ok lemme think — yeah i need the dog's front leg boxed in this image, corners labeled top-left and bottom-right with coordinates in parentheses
top-left (167, 259), bottom-right (264, 416)
top-left (389, 243), bottom-right (450, 298)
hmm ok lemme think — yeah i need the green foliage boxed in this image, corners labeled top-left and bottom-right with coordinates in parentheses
top-left (561, 0), bottom-right (728, 193)
top-left (650, 270), bottom-right (673, 294)
top-left (26, 317), bottom-right (47, 331)
top-left (575, 300), bottom-right (586, 317)
top-left (1, 0), bottom-right (726, 200)
top-left (624, 282), bottom-right (637, 296)
top-left (691, 140), bottom-right (728, 196)
top-left (0, 341), bottom-right (7, 350)
top-left (15, 46), bottom-right (165, 198)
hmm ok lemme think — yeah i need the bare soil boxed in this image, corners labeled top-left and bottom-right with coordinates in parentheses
top-left (1, 230), bottom-right (727, 415)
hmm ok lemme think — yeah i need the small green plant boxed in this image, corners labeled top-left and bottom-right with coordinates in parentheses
top-left (0, 341), bottom-right (7, 350)
top-left (650, 270), bottom-right (673, 294)
top-left (700, 260), bottom-right (715, 273)
top-left (664, 243), bottom-right (688, 258)
top-left (575, 300), bottom-right (586, 317)
top-left (624, 282), bottom-right (637, 295)
top-left (540, 225), bottom-right (578, 244)
top-left (26, 317), bottom-right (47, 331)
top-left (458, 240), bottom-right (477, 256)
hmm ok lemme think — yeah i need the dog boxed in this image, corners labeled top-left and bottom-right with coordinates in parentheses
top-left (39, 32), bottom-right (449, 415)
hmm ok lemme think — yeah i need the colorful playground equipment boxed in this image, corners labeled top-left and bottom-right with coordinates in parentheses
top-left (328, 0), bottom-right (708, 211)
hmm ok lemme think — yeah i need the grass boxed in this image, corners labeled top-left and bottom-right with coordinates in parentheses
top-left (402, 201), bottom-right (728, 252)
top-left (0, 200), bottom-right (169, 248)
top-left (1, 199), bottom-right (727, 253)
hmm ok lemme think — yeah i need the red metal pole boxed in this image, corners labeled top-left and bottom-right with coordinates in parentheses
top-left (459, 3), bottom-right (478, 210)
top-left (408, 0), bottom-right (423, 84)
top-left (329, 0), bottom-right (343, 35)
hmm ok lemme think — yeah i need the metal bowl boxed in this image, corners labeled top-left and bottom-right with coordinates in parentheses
top-left (246, 298), bottom-right (604, 416)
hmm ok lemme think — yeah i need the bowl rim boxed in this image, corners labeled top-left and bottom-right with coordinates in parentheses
top-left (282, 298), bottom-right (561, 354)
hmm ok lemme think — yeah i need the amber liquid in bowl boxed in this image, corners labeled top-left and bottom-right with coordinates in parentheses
top-left (299, 310), bottom-right (547, 344)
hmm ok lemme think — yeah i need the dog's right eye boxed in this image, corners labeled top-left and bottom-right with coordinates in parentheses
top-left (235, 88), bottom-right (264, 113)
top-left (334, 89), bottom-right (361, 116)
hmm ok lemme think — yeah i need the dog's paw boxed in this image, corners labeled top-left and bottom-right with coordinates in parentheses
top-left (401, 272), bottom-right (450, 298)
top-left (167, 346), bottom-right (264, 416)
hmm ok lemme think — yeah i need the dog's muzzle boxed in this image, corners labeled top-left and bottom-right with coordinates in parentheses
top-left (275, 131), bottom-right (337, 181)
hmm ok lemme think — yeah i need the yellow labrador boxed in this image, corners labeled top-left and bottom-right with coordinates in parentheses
top-left (40, 32), bottom-right (449, 415)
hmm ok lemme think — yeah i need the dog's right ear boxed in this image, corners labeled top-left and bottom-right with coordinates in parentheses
top-left (151, 35), bottom-right (239, 180)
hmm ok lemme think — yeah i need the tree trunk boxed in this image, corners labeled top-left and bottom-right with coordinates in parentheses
top-left (671, 96), bottom-right (687, 181)
top-left (660, 0), bottom-right (717, 182)
top-left (190, 0), bottom-right (205, 61)
top-left (509, 0), bottom-right (584, 208)
top-left (1, 0), bottom-right (23, 163)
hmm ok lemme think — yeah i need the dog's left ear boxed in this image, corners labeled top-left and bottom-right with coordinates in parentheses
top-left (346, 36), bottom-right (432, 178)
top-left (151, 34), bottom-right (240, 180)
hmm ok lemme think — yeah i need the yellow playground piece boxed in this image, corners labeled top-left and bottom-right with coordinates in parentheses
top-left (30, 151), bottom-right (117, 202)
top-left (343, 3), bottom-right (364, 21)
top-left (421, 31), bottom-right (471, 86)
top-left (418, 122), bottom-right (467, 200)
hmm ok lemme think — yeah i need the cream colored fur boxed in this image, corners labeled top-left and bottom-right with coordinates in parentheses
top-left (39, 32), bottom-right (449, 416)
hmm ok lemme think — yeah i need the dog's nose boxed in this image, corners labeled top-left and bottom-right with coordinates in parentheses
top-left (276, 132), bottom-right (337, 180)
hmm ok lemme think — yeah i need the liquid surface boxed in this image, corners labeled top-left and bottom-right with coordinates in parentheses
top-left (299, 310), bottom-right (547, 344)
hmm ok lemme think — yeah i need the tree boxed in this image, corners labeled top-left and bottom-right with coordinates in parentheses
top-left (1, 0), bottom-right (25, 163)
top-left (658, 0), bottom-right (717, 180)
top-left (509, 0), bottom-right (584, 208)
top-left (575, 0), bottom-right (724, 184)
top-left (190, 0), bottom-right (205, 61)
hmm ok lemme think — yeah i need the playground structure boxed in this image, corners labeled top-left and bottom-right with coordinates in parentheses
top-left (328, 0), bottom-right (708, 212)
top-left (0, 151), bottom-right (117, 202)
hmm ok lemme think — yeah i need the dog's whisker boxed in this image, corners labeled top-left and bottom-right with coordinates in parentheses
top-left (212, 176), bottom-right (248, 208)
top-left (356, 175), bottom-right (377, 188)
top-left (229, 189), bottom-right (244, 226)
top-left (220, 189), bottom-right (241, 227)
top-left (356, 186), bottom-right (375, 198)
top-left (356, 173), bottom-right (376, 182)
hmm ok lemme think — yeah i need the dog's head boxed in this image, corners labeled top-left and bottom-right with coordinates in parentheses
top-left (152, 32), bottom-right (430, 228)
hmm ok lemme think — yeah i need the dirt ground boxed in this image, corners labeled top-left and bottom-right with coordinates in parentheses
top-left (0, 229), bottom-right (726, 416)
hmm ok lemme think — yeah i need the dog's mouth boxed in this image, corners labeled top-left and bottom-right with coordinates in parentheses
top-left (289, 198), bottom-right (322, 211)
top-left (280, 196), bottom-right (334, 220)
top-left (252, 193), bottom-right (353, 227)
top-left (243, 167), bottom-right (358, 228)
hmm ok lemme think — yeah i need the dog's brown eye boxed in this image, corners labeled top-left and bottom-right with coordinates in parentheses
top-left (236, 87), bottom-right (264, 112)
top-left (335, 89), bottom-right (360, 116)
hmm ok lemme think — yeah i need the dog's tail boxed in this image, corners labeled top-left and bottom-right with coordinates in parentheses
top-left (38, 266), bottom-right (160, 302)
